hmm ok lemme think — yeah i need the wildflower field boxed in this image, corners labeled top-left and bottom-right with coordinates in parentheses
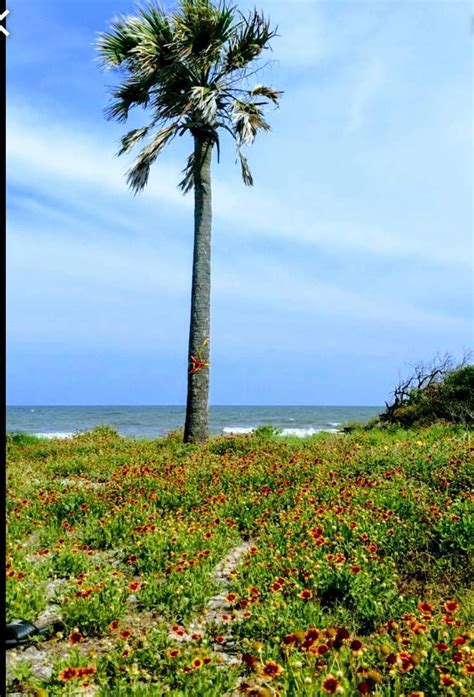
top-left (6, 425), bottom-right (473, 696)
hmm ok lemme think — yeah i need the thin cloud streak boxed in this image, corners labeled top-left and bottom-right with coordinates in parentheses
top-left (7, 105), bottom-right (469, 267)
top-left (8, 217), bottom-right (468, 349)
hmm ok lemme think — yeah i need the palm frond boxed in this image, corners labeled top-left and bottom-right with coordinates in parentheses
top-left (174, 1), bottom-right (237, 65)
top-left (105, 77), bottom-right (154, 122)
top-left (231, 99), bottom-right (271, 145)
top-left (236, 147), bottom-right (253, 186)
top-left (117, 126), bottom-right (152, 156)
top-left (178, 151), bottom-right (195, 193)
top-left (190, 85), bottom-right (218, 122)
top-left (96, 17), bottom-right (141, 68)
top-left (129, 5), bottom-right (175, 76)
top-left (138, 3), bottom-right (172, 38)
top-left (223, 9), bottom-right (276, 72)
top-left (127, 124), bottom-right (179, 193)
top-left (250, 85), bottom-right (282, 105)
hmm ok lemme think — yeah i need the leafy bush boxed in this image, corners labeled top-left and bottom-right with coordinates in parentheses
top-left (6, 432), bottom-right (41, 446)
top-left (208, 437), bottom-right (247, 454)
top-left (381, 356), bottom-right (473, 427)
top-left (253, 425), bottom-right (282, 439)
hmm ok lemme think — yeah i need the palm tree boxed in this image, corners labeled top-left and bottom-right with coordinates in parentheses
top-left (97, 0), bottom-right (281, 442)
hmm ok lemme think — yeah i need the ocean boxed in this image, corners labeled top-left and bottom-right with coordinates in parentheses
top-left (6, 406), bottom-right (382, 439)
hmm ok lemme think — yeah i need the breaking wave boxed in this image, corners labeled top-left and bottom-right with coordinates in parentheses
top-left (222, 426), bottom-right (339, 437)
top-left (35, 432), bottom-right (75, 439)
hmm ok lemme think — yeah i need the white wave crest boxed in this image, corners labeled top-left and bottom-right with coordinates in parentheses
top-left (35, 432), bottom-right (74, 439)
top-left (222, 427), bottom-right (255, 435)
top-left (222, 426), bottom-right (339, 438)
top-left (280, 427), bottom-right (324, 437)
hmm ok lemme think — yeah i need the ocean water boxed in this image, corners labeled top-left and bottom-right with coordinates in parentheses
top-left (6, 406), bottom-right (382, 439)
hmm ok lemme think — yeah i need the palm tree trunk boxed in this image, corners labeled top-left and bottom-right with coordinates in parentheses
top-left (184, 135), bottom-right (213, 443)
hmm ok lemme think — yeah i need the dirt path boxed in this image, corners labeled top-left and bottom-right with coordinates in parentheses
top-left (170, 539), bottom-right (255, 667)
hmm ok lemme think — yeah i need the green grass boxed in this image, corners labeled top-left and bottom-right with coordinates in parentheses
top-left (6, 425), bottom-right (473, 695)
top-left (6, 431), bottom-right (43, 446)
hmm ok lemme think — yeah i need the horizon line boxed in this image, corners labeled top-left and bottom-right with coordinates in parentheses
top-left (7, 404), bottom-right (383, 408)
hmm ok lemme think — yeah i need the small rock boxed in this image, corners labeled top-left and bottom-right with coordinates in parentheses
top-left (31, 663), bottom-right (53, 680)
top-left (45, 579), bottom-right (66, 600)
top-left (37, 604), bottom-right (62, 628)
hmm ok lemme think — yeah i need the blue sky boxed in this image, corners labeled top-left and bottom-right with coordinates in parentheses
top-left (6, 0), bottom-right (473, 406)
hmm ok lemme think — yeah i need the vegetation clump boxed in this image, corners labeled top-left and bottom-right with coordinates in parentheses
top-left (6, 425), bottom-right (473, 695)
top-left (380, 354), bottom-right (473, 428)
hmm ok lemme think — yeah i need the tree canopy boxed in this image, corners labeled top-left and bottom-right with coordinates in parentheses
top-left (97, 0), bottom-right (281, 193)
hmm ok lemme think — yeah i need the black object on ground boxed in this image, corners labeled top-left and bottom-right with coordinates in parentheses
top-left (6, 619), bottom-right (58, 649)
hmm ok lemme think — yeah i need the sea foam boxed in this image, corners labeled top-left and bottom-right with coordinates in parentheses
top-left (222, 426), bottom-right (339, 437)
top-left (222, 427), bottom-right (255, 435)
top-left (35, 432), bottom-right (75, 440)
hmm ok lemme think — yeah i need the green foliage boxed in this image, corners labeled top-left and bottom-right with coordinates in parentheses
top-left (6, 561), bottom-right (50, 623)
top-left (208, 436), bottom-right (247, 454)
top-left (340, 420), bottom-right (367, 433)
top-left (6, 426), bottom-right (473, 695)
top-left (6, 432), bottom-right (41, 446)
top-left (253, 425), bottom-right (282, 439)
top-left (439, 365), bottom-right (474, 423)
top-left (60, 573), bottom-right (129, 634)
top-left (381, 361), bottom-right (474, 428)
top-left (96, 0), bottom-right (281, 194)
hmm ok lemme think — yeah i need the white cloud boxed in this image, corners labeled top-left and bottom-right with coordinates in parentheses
top-left (7, 104), bottom-right (187, 209)
top-left (6, 97), bottom-right (471, 361)
top-left (213, 256), bottom-right (468, 334)
top-left (7, 204), bottom-right (468, 358)
top-left (7, 104), bottom-right (469, 267)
